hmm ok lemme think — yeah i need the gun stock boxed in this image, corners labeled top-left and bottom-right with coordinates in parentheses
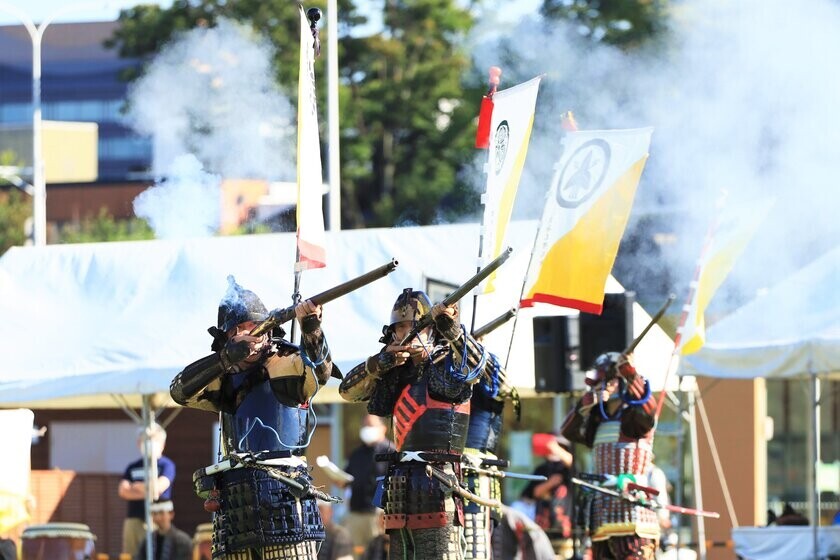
top-left (399, 247), bottom-right (513, 345)
top-left (250, 259), bottom-right (399, 337)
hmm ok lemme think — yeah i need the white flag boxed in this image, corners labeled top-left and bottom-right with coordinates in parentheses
top-left (481, 76), bottom-right (541, 292)
top-left (296, 6), bottom-right (326, 270)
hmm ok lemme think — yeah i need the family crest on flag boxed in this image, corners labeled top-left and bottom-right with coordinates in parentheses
top-left (478, 74), bottom-right (542, 295)
top-left (521, 126), bottom-right (653, 315)
top-left (296, 5), bottom-right (326, 272)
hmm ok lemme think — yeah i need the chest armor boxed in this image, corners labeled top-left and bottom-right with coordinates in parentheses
top-left (221, 373), bottom-right (308, 455)
top-left (393, 379), bottom-right (470, 453)
top-left (592, 420), bottom-right (653, 477)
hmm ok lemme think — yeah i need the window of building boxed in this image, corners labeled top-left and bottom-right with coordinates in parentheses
top-left (98, 136), bottom-right (152, 160)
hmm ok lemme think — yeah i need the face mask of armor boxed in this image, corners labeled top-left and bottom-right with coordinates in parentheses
top-left (359, 426), bottom-right (382, 445)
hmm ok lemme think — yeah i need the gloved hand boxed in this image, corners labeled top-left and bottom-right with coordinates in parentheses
top-left (617, 352), bottom-right (637, 380)
top-left (431, 302), bottom-right (460, 341)
top-left (219, 331), bottom-right (268, 372)
top-left (365, 345), bottom-right (411, 377)
top-left (295, 299), bottom-right (323, 334)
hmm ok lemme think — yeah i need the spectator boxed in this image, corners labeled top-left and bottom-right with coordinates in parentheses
top-left (318, 501), bottom-right (353, 560)
top-left (521, 434), bottom-right (574, 550)
top-left (775, 503), bottom-right (809, 526)
top-left (118, 423), bottom-right (175, 556)
top-left (342, 414), bottom-right (394, 557)
top-left (360, 512), bottom-right (389, 560)
top-left (0, 539), bottom-right (15, 560)
top-left (134, 500), bottom-right (192, 560)
top-left (492, 505), bottom-right (556, 560)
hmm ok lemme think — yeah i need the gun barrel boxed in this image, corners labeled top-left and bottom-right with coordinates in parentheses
top-left (623, 293), bottom-right (675, 355)
top-left (399, 247), bottom-right (513, 345)
top-left (472, 308), bottom-right (517, 339)
top-left (250, 259), bottom-right (399, 337)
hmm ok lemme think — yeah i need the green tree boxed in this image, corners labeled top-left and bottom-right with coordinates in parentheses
top-left (59, 208), bottom-right (155, 244)
top-left (0, 150), bottom-right (31, 255)
top-left (106, 0), bottom-right (482, 228)
top-left (541, 0), bottom-right (670, 48)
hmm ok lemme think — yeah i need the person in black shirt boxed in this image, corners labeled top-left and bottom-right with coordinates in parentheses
top-left (342, 414), bottom-right (394, 557)
top-left (134, 500), bottom-right (192, 560)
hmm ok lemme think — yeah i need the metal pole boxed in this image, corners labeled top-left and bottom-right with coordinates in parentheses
top-left (811, 369), bottom-right (821, 560)
top-left (326, 0), bottom-right (341, 231)
top-left (0, 1), bottom-right (116, 246)
top-left (674, 381), bottom-right (686, 554)
top-left (31, 27), bottom-right (46, 246)
top-left (688, 389), bottom-right (707, 560)
top-left (141, 394), bottom-right (156, 560)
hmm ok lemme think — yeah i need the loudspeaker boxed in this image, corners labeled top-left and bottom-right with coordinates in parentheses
top-left (533, 315), bottom-right (581, 393)
top-left (578, 292), bottom-right (635, 371)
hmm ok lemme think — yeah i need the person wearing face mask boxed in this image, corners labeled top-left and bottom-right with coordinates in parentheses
top-left (341, 414), bottom-right (394, 559)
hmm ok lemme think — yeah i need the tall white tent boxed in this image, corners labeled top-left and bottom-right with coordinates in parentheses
top-left (0, 222), bottom-right (676, 408)
top-left (681, 246), bottom-right (840, 560)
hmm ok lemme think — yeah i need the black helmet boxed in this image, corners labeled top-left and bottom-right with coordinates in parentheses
top-left (217, 275), bottom-right (268, 332)
top-left (389, 288), bottom-right (432, 326)
top-left (585, 351), bottom-right (622, 386)
top-left (379, 288), bottom-right (433, 343)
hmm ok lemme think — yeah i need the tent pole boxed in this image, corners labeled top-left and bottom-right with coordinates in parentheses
top-left (141, 394), bottom-right (156, 560)
top-left (810, 369), bottom-right (820, 560)
top-left (674, 380), bottom-right (686, 554)
top-left (688, 389), bottom-right (707, 560)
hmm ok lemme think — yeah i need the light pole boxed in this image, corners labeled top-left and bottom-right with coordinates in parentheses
top-left (0, 1), bottom-right (112, 246)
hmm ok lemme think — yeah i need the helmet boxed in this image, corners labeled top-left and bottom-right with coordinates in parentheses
top-left (389, 288), bottom-right (432, 327)
top-left (379, 288), bottom-right (432, 344)
top-left (585, 351), bottom-right (622, 386)
top-left (217, 275), bottom-right (268, 332)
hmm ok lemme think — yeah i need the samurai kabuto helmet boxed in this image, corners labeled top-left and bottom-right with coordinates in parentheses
top-left (217, 275), bottom-right (268, 332)
top-left (379, 288), bottom-right (433, 343)
top-left (585, 351), bottom-right (623, 387)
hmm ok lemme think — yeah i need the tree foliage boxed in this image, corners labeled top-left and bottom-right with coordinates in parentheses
top-left (106, 0), bottom-right (482, 228)
top-left (58, 208), bottom-right (155, 244)
top-left (541, 0), bottom-right (670, 48)
top-left (0, 150), bottom-right (31, 255)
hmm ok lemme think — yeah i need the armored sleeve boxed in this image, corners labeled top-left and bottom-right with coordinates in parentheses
top-left (619, 366), bottom-right (655, 439)
top-left (170, 353), bottom-right (229, 413)
top-left (433, 312), bottom-right (485, 386)
top-left (298, 315), bottom-right (336, 386)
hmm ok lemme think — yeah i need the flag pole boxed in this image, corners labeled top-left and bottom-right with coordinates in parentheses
top-left (470, 66), bottom-right (502, 334)
top-left (503, 111), bottom-right (578, 369)
top-left (653, 189), bottom-right (728, 422)
top-left (292, 6), bottom-right (323, 343)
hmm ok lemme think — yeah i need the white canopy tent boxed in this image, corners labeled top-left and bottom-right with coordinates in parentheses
top-left (0, 221), bottom-right (677, 560)
top-left (681, 246), bottom-right (840, 560)
top-left (0, 221), bottom-right (677, 409)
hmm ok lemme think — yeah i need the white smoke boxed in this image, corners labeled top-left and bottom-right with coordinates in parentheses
top-left (127, 19), bottom-right (295, 238)
top-left (133, 154), bottom-right (221, 239)
top-left (471, 0), bottom-right (840, 307)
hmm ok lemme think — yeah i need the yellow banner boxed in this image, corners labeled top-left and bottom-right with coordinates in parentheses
top-left (679, 200), bottom-right (772, 354)
top-left (522, 128), bottom-right (653, 314)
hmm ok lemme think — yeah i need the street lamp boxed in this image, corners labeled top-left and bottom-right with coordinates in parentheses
top-left (0, 1), bottom-right (112, 246)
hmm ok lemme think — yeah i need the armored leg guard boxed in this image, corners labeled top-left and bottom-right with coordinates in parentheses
top-left (388, 513), bottom-right (464, 560)
top-left (462, 511), bottom-right (491, 560)
top-left (216, 541), bottom-right (318, 559)
top-left (210, 466), bottom-right (325, 559)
